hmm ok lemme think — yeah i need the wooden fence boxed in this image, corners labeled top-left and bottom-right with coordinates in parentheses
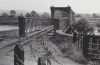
top-left (73, 32), bottom-right (83, 47)
top-left (73, 32), bottom-right (100, 61)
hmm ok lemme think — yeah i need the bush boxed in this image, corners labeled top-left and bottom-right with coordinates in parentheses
top-left (72, 18), bottom-right (94, 34)
top-left (50, 33), bottom-right (87, 64)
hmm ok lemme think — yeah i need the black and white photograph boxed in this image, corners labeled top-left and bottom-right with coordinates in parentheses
top-left (0, 0), bottom-right (100, 65)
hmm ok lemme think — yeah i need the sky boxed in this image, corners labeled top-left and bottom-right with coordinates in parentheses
top-left (0, 0), bottom-right (100, 14)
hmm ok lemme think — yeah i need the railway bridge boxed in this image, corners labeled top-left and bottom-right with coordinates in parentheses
top-left (0, 6), bottom-right (76, 65)
top-left (19, 6), bottom-right (75, 37)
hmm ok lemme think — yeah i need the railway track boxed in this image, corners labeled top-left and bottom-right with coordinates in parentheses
top-left (0, 25), bottom-right (53, 56)
top-left (0, 25), bottom-right (65, 65)
top-left (31, 35), bottom-right (64, 65)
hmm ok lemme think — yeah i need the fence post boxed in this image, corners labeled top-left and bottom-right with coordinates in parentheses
top-left (18, 16), bottom-right (25, 37)
top-left (53, 19), bottom-right (59, 37)
top-left (77, 32), bottom-right (80, 46)
top-left (38, 57), bottom-right (51, 65)
top-left (92, 36), bottom-right (97, 43)
top-left (42, 36), bottom-right (45, 45)
top-left (14, 44), bottom-right (24, 65)
top-left (96, 39), bottom-right (99, 49)
top-left (81, 33), bottom-right (83, 47)
top-left (76, 32), bottom-right (79, 47)
top-left (83, 35), bottom-right (89, 59)
top-left (73, 32), bottom-right (77, 42)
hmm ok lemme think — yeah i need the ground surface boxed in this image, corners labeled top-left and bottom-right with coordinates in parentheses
top-left (0, 29), bottom-right (84, 65)
top-left (0, 43), bottom-right (36, 65)
top-left (32, 35), bottom-right (84, 65)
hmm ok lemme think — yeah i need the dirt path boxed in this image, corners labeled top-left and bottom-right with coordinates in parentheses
top-left (46, 40), bottom-right (84, 65)
top-left (0, 43), bottom-right (36, 65)
top-left (32, 35), bottom-right (84, 65)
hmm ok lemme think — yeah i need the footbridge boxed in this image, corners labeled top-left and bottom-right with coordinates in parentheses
top-left (18, 6), bottom-right (75, 37)
top-left (0, 6), bottom-right (76, 65)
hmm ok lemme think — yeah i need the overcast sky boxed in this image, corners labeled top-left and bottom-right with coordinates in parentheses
top-left (0, 0), bottom-right (100, 14)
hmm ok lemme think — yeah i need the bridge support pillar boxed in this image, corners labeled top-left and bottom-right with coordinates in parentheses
top-left (73, 32), bottom-right (77, 42)
top-left (18, 16), bottom-right (25, 37)
top-left (14, 44), bottom-right (24, 65)
top-left (50, 7), bottom-right (54, 18)
top-left (83, 36), bottom-right (89, 59)
top-left (38, 57), bottom-right (51, 65)
top-left (53, 19), bottom-right (59, 37)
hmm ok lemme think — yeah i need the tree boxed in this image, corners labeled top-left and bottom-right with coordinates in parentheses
top-left (41, 12), bottom-right (50, 18)
top-left (20, 13), bottom-right (23, 16)
top-left (35, 13), bottom-right (40, 17)
top-left (72, 18), bottom-right (94, 34)
top-left (2, 13), bottom-right (8, 17)
top-left (93, 13), bottom-right (99, 17)
top-left (10, 10), bottom-right (16, 17)
top-left (31, 10), bottom-right (36, 17)
top-left (25, 13), bottom-right (31, 17)
top-left (61, 11), bottom-right (68, 17)
top-left (18, 13), bottom-right (24, 17)
top-left (96, 21), bottom-right (100, 28)
top-left (75, 14), bottom-right (81, 17)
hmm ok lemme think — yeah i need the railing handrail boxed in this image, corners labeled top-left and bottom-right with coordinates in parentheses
top-left (22, 17), bottom-right (53, 19)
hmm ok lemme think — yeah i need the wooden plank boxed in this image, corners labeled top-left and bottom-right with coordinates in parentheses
top-left (87, 48), bottom-right (98, 50)
top-left (87, 53), bottom-right (100, 55)
top-left (88, 43), bottom-right (100, 45)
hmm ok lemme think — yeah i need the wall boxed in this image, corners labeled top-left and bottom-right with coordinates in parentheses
top-left (54, 10), bottom-right (69, 19)
top-left (54, 30), bottom-right (73, 43)
top-left (70, 9), bottom-right (75, 25)
top-left (54, 19), bottom-right (70, 33)
top-left (59, 19), bottom-right (70, 32)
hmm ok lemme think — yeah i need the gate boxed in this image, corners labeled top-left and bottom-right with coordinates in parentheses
top-left (73, 32), bottom-right (100, 61)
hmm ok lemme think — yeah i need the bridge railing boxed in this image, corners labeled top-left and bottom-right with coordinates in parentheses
top-left (18, 16), bottom-right (53, 37)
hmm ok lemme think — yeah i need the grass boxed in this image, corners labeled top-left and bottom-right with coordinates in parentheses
top-left (50, 33), bottom-right (87, 64)
top-left (0, 29), bottom-right (19, 41)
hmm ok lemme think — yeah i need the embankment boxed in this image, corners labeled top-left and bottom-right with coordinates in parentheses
top-left (50, 30), bottom-right (87, 64)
